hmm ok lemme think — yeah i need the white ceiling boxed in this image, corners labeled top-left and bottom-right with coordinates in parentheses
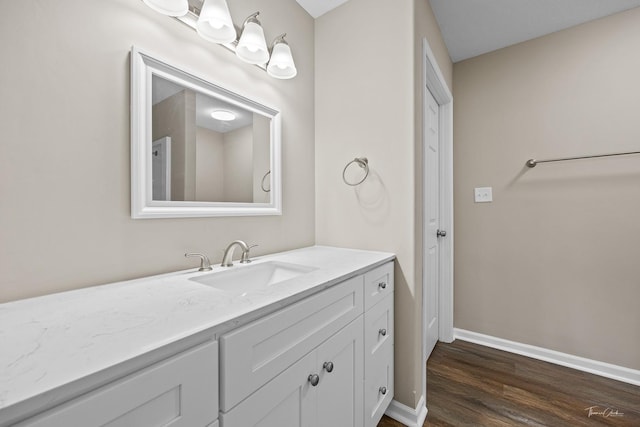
top-left (296, 0), bottom-right (640, 62)
top-left (430, 0), bottom-right (640, 62)
top-left (152, 76), bottom-right (252, 133)
top-left (295, 0), bottom-right (349, 18)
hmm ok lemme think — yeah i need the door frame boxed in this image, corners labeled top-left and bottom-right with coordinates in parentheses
top-left (421, 35), bottom-right (454, 402)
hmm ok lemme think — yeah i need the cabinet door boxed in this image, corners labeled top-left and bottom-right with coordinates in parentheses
top-left (316, 317), bottom-right (364, 427)
top-left (220, 352), bottom-right (316, 427)
top-left (17, 341), bottom-right (218, 427)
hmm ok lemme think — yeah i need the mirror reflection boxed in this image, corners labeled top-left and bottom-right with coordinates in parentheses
top-left (151, 75), bottom-right (271, 203)
top-left (131, 47), bottom-right (281, 218)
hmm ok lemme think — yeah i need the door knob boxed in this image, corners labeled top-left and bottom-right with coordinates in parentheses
top-left (436, 229), bottom-right (447, 238)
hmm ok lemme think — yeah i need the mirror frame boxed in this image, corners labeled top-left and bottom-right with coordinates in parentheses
top-left (130, 46), bottom-right (282, 218)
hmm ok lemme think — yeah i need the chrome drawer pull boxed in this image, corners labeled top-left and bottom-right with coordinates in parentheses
top-left (323, 361), bottom-right (334, 373)
top-left (308, 374), bottom-right (320, 386)
top-left (378, 282), bottom-right (387, 289)
top-left (379, 328), bottom-right (387, 336)
top-left (379, 386), bottom-right (387, 395)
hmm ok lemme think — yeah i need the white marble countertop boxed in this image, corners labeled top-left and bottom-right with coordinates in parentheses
top-left (0, 245), bottom-right (394, 421)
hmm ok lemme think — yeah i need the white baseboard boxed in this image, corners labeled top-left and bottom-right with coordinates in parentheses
top-left (454, 328), bottom-right (640, 387)
top-left (385, 396), bottom-right (428, 427)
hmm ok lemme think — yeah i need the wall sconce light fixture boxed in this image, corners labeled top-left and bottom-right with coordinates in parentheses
top-left (267, 34), bottom-right (297, 79)
top-left (196, 0), bottom-right (236, 44)
top-left (142, 0), bottom-right (297, 79)
top-left (236, 12), bottom-right (270, 65)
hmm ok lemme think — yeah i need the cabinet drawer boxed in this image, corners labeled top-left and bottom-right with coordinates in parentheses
top-left (17, 341), bottom-right (218, 427)
top-left (364, 293), bottom-right (393, 363)
top-left (364, 262), bottom-right (394, 311)
top-left (364, 293), bottom-right (393, 427)
top-left (364, 342), bottom-right (393, 427)
top-left (220, 275), bottom-right (364, 411)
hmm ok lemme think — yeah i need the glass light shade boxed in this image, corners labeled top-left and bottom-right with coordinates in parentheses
top-left (211, 110), bottom-right (236, 121)
top-left (267, 42), bottom-right (297, 79)
top-left (142, 0), bottom-right (188, 17)
top-left (196, 0), bottom-right (236, 44)
top-left (236, 22), bottom-right (270, 65)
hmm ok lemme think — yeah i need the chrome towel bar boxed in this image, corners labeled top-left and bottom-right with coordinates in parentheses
top-left (526, 150), bottom-right (640, 168)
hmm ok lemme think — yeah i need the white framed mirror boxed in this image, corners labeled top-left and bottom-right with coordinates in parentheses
top-left (130, 47), bottom-right (281, 218)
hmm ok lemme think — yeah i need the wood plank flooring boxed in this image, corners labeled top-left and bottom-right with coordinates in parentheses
top-left (378, 340), bottom-right (639, 426)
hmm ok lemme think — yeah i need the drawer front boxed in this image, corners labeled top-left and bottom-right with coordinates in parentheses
top-left (364, 262), bottom-right (394, 311)
top-left (220, 275), bottom-right (364, 411)
top-left (364, 292), bottom-right (393, 427)
top-left (364, 293), bottom-right (393, 363)
top-left (364, 342), bottom-right (393, 427)
top-left (18, 341), bottom-right (218, 427)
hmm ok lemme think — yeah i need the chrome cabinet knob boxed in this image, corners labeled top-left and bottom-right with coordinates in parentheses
top-left (379, 386), bottom-right (387, 395)
top-left (308, 374), bottom-right (320, 387)
top-left (323, 361), bottom-right (334, 373)
top-left (379, 328), bottom-right (387, 336)
top-left (378, 282), bottom-right (387, 289)
top-left (437, 229), bottom-right (447, 238)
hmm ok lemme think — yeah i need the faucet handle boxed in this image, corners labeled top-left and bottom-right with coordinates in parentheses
top-left (240, 244), bottom-right (258, 264)
top-left (185, 253), bottom-right (213, 271)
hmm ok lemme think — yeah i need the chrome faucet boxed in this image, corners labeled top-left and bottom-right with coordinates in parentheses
top-left (221, 240), bottom-right (255, 267)
top-left (184, 253), bottom-right (213, 271)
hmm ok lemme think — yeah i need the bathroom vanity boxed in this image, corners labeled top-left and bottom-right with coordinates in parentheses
top-left (0, 246), bottom-right (394, 427)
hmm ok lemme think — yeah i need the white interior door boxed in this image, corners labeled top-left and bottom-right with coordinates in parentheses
top-left (423, 88), bottom-right (440, 361)
top-left (152, 137), bottom-right (171, 201)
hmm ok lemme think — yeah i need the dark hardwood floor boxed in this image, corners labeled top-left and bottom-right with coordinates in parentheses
top-left (378, 340), bottom-right (639, 426)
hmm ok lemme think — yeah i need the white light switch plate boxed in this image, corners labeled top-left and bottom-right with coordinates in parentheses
top-left (474, 187), bottom-right (493, 203)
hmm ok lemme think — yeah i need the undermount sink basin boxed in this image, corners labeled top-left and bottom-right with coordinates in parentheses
top-left (189, 261), bottom-right (317, 295)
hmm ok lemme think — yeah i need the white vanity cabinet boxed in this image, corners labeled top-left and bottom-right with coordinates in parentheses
top-left (0, 248), bottom-right (395, 427)
top-left (219, 261), bottom-right (394, 427)
top-left (15, 340), bottom-right (219, 427)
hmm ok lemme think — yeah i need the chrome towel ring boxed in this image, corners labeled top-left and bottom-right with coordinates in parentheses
top-left (342, 157), bottom-right (369, 186)
top-left (261, 170), bottom-right (271, 192)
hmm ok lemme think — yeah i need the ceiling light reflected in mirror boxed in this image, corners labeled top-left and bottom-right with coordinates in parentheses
top-left (211, 110), bottom-right (236, 121)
